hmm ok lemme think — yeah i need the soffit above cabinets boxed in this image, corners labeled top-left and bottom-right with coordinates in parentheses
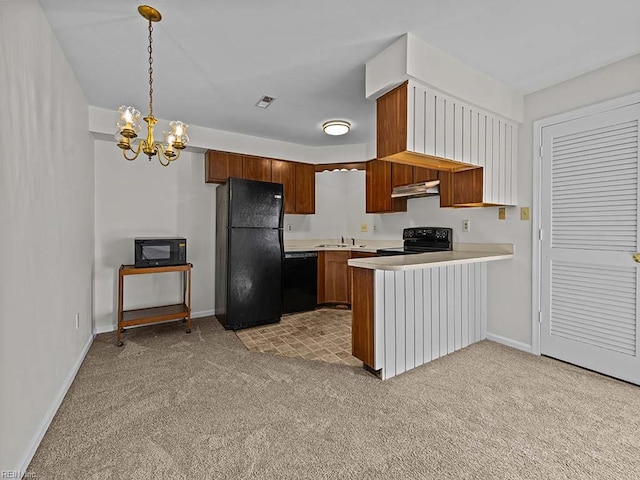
top-left (366, 33), bottom-right (524, 125)
top-left (366, 33), bottom-right (521, 207)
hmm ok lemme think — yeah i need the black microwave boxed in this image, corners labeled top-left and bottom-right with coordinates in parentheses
top-left (134, 238), bottom-right (187, 267)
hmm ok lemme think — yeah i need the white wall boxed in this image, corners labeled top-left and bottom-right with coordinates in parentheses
top-left (0, 0), bottom-right (95, 472)
top-left (284, 171), bottom-right (348, 239)
top-left (93, 141), bottom-right (215, 333)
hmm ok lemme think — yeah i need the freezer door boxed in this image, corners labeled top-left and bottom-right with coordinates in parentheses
top-left (226, 227), bottom-right (283, 329)
top-left (228, 178), bottom-right (283, 229)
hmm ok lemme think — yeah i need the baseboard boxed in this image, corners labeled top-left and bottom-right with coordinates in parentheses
top-left (94, 309), bottom-right (215, 334)
top-left (486, 333), bottom-right (532, 353)
top-left (94, 324), bottom-right (114, 334)
top-left (192, 309), bottom-right (215, 319)
top-left (15, 334), bottom-right (94, 477)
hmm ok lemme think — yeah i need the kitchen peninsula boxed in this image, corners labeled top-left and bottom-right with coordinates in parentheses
top-left (348, 244), bottom-right (514, 380)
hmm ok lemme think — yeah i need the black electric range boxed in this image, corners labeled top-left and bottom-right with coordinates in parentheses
top-left (377, 227), bottom-right (453, 256)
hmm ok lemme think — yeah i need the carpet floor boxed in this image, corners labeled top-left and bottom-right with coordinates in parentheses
top-left (28, 316), bottom-right (640, 479)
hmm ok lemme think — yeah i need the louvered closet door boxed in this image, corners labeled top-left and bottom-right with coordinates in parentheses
top-left (540, 103), bottom-right (640, 385)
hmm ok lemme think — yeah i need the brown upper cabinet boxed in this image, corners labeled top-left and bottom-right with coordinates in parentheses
top-left (439, 168), bottom-right (485, 208)
top-left (376, 81), bottom-right (477, 172)
top-left (205, 150), bottom-right (315, 214)
top-left (271, 160), bottom-right (296, 214)
top-left (391, 163), bottom-right (413, 188)
top-left (365, 161), bottom-right (440, 213)
top-left (295, 163), bottom-right (315, 214)
top-left (413, 166), bottom-right (439, 183)
top-left (242, 155), bottom-right (272, 182)
top-left (365, 160), bottom-right (407, 214)
top-left (205, 151), bottom-right (243, 183)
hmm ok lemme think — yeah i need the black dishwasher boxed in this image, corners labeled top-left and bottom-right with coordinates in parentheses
top-left (283, 251), bottom-right (318, 314)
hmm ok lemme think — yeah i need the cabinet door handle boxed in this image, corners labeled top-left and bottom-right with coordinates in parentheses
top-left (633, 253), bottom-right (640, 263)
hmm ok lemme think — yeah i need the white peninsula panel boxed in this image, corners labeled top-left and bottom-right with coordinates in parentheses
top-left (374, 263), bottom-right (486, 380)
top-left (349, 245), bottom-right (512, 380)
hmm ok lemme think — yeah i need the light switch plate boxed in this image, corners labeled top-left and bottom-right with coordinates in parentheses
top-left (498, 207), bottom-right (506, 220)
top-left (360, 223), bottom-right (368, 232)
top-left (520, 207), bottom-right (530, 221)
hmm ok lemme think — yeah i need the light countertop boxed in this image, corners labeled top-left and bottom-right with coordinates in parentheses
top-left (284, 239), bottom-right (402, 254)
top-left (347, 243), bottom-right (514, 271)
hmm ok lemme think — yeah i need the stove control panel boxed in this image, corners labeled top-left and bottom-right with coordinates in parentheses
top-left (403, 227), bottom-right (452, 242)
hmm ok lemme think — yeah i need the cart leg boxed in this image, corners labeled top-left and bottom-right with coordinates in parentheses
top-left (185, 267), bottom-right (192, 334)
top-left (117, 266), bottom-right (124, 346)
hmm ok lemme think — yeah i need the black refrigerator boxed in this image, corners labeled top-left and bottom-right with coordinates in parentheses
top-left (215, 177), bottom-right (284, 330)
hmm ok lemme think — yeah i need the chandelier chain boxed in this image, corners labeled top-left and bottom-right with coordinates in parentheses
top-left (147, 19), bottom-right (154, 117)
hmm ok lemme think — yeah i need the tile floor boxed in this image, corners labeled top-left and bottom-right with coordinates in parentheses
top-left (235, 308), bottom-right (362, 367)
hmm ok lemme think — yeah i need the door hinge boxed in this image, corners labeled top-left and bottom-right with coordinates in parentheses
top-left (539, 145), bottom-right (543, 158)
top-left (538, 228), bottom-right (543, 240)
top-left (538, 311), bottom-right (542, 323)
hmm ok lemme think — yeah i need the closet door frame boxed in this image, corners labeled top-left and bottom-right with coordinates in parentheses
top-left (531, 91), bottom-right (640, 355)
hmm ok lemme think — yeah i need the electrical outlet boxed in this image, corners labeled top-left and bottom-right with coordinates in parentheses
top-left (373, 225), bottom-right (377, 233)
top-left (520, 207), bottom-right (530, 221)
top-left (287, 224), bottom-right (292, 231)
top-left (462, 219), bottom-right (470, 232)
top-left (360, 223), bottom-right (369, 233)
top-left (498, 207), bottom-right (506, 220)
top-left (75, 313), bottom-right (80, 329)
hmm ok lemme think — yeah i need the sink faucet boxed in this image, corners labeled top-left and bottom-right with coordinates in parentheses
top-left (351, 237), bottom-right (356, 246)
top-left (341, 236), bottom-right (345, 244)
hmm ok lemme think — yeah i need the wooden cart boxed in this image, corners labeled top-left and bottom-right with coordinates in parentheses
top-left (117, 263), bottom-right (192, 346)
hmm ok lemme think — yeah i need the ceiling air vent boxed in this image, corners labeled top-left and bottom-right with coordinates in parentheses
top-left (255, 95), bottom-right (276, 109)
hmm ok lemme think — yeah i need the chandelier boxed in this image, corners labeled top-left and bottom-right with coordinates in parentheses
top-left (115, 5), bottom-right (189, 166)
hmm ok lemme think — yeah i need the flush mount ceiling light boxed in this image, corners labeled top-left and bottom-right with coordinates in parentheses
top-left (322, 120), bottom-right (351, 136)
top-left (115, 5), bottom-right (189, 166)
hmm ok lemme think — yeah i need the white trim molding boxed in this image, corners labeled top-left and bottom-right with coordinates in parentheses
top-left (93, 309), bottom-right (216, 335)
top-left (486, 333), bottom-right (532, 353)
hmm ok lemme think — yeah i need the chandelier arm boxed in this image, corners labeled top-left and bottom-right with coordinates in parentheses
top-left (158, 155), bottom-right (171, 167)
top-left (122, 142), bottom-right (144, 161)
top-left (156, 143), bottom-right (173, 166)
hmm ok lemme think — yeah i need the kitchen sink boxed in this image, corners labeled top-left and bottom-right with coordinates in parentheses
top-left (314, 244), bottom-right (367, 248)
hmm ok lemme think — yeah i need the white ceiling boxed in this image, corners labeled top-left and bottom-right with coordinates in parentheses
top-left (39, 0), bottom-right (640, 147)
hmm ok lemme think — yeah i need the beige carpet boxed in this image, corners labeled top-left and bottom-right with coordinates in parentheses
top-left (236, 309), bottom-right (361, 366)
top-left (27, 316), bottom-right (640, 479)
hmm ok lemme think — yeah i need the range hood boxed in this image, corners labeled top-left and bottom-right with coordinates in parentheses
top-left (391, 180), bottom-right (440, 198)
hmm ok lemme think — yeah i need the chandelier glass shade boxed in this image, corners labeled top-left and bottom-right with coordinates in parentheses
top-left (115, 5), bottom-right (189, 166)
